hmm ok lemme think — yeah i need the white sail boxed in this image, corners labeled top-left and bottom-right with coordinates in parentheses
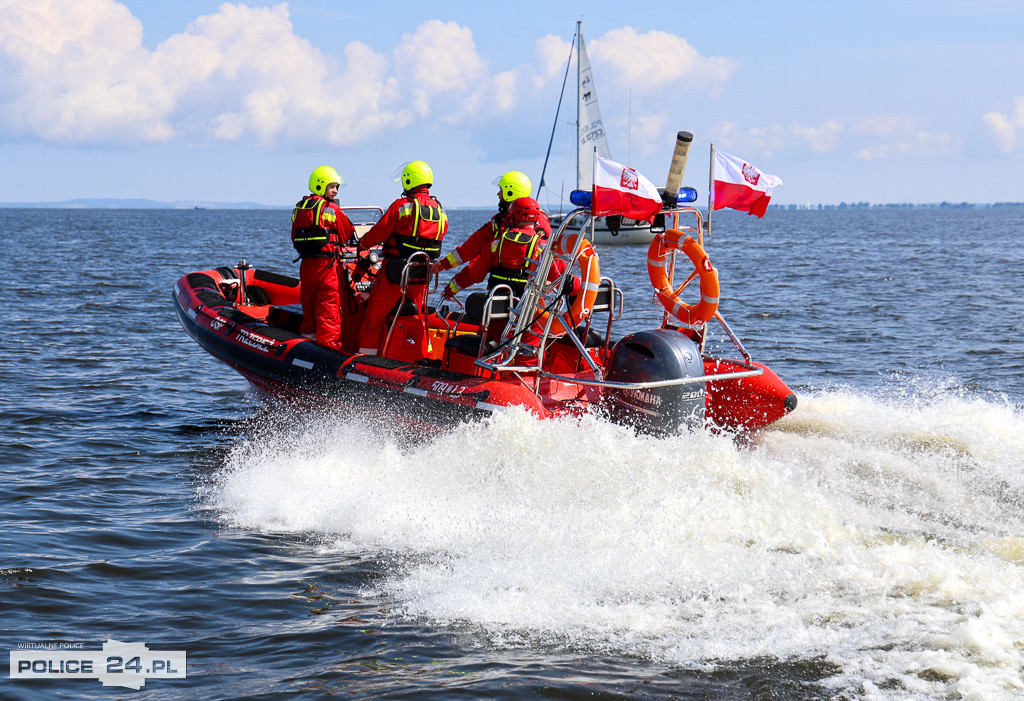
top-left (576, 31), bottom-right (612, 190)
top-left (536, 23), bottom-right (654, 244)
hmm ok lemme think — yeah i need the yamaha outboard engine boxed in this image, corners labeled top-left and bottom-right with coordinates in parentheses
top-left (604, 329), bottom-right (705, 434)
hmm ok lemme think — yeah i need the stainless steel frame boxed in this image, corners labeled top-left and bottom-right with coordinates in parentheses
top-left (474, 203), bottom-right (765, 393)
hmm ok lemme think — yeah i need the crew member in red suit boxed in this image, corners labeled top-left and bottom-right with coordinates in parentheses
top-left (441, 196), bottom-right (544, 301)
top-left (441, 197), bottom-right (578, 342)
top-left (291, 166), bottom-right (355, 351)
top-left (431, 171), bottom-right (550, 277)
top-left (357, 160), bottom-right (448, 355)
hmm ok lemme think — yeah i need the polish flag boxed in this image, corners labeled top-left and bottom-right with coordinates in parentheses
top-left (591, 156), bottom-right (663, 223)
top-left (713, 149), bottom-right (782, 217)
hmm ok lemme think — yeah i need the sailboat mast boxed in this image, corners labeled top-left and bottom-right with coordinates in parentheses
top-left (576, 20), bottom-right (581, 191)
top-left (575, 24), bottom-right (610, 192)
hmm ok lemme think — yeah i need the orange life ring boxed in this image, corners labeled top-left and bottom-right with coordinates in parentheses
top-left (534, 233), bottom-right (602, 336)
top-left (647, 229), bottom-right (719, 326)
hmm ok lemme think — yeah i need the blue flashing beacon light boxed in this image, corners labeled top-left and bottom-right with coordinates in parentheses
top-left (569, 187), bottom-right (695, 208)
top-left (677, 187), bottom-right (698, 203)
top-left (569, 190), bottom-right (593, 207)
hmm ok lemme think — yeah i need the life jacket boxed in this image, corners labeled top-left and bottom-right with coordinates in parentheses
top-left (495, 203), bottom-right (550, 241)
top-left (387, 193), bottom-right (448, 261)
top-left (487, 225), bottom-right (541, 295)
top-left (291, 195), bottom-right (340, 258)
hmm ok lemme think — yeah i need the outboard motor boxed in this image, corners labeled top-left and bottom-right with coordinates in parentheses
top-left (604, 329), bottom-right (705, 434)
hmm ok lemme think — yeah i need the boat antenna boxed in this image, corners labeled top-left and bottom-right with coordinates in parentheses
top-left (537, 26), bottom-right (577, 198)
top-left (628, 89), bottom-right (632, 166)
top-left (707, 143), bottom-right (715, 239)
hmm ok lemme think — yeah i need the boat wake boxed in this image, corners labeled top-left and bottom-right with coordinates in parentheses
top-left (209, 383), bottom-right (1024, 699)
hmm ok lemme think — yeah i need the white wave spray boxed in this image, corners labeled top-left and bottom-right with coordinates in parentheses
top-left (211, 385), bottom-right (1024, 699)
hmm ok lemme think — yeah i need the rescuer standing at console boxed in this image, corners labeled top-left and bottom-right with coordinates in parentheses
top-left (356, 161), bottom-right (448, 356)
top-left (291, 166), bottom-right (355, 351)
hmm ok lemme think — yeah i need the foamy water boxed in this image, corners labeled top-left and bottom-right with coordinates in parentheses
top-left (4, 206), bottom-right (1019, 698)
top-left (212, 386), bottom-right (1024, 699)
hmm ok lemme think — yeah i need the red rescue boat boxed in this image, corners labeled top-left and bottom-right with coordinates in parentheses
top-left (173, 203), bottom-right (796, 435)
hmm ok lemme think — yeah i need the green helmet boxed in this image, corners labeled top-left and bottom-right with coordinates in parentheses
top-left (394, 161), bottom-right (433, 190)
top-left (309, 166), bottom-right (342, 194)
top-left (495, 171), bottom-right (532, 202)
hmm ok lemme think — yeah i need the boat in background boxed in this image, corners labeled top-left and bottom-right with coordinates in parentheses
top-left (539, 21), bottom-right (655, 245)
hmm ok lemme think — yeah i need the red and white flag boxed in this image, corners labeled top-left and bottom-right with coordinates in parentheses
top-left (713, 149), bottom-right (782, 217)
top-left (591, 156), bottom-right (663, 223)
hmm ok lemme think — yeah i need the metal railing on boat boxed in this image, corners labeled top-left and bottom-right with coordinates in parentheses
top-left (473, 205), bottom-right (766, 393)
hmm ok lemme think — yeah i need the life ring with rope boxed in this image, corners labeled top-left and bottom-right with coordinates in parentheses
top-left (533, 232), bottom-right (601, 337)
top-left (647, 229), bottom-right (720, 326)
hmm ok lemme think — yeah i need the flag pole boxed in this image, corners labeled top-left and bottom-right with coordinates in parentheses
top-left (706, 143), bottom-right (715, 242)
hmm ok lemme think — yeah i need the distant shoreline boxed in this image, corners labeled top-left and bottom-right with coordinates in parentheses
top-left (0, 200), bottom-right (1020, 210)
top-left (0, 200), bottom-right (500, 210)
top-left (772, 201), bottom-right (1023, 210)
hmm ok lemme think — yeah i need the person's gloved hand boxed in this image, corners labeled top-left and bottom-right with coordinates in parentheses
top-left (441, 285), bottom-right (456, 301)
top-left (431, 260), bottom-right (448, 276)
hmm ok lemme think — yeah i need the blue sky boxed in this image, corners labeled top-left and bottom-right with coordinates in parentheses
top-left (1, 1), bottom-right (1022, 206)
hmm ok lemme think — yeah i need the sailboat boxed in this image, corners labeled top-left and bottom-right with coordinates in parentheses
top-left (538, 21), bottom-right (656, 245)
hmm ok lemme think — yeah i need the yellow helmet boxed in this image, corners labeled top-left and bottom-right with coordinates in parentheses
top-left (393, 161), bottom-right (433, 190)
top-left (309, 166), bottom-right (342, 194)
top-left (495, 171), bottom-right (532, 202)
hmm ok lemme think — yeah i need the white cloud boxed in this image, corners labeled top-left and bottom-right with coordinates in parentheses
top-left (0, 1), bottom-right (501, 145)
top-left (709, 121), bottom-right (788, 157)
top-left (609, 112), bottom-right (668, 157)
top-left (0, 0), bottom-right (174, 142)
top-left (489, 71), bottom-right (519, 114)
top-left (161, 3), bottom-right (334, 144)
top-left (392, 19), bottom-right (487, 119)
top-left (849, 115), bottom-right (958, 160)
top-left (0, 2), bottom-right (738, 149)
top-left (707, 115), bottom-right (960, 162)
top-left (983, 96), bottom-right (1024, 153)
top-left (587, 28), bottom-right (736, 94)
top-left (527, 28), bottom-right (735, 151)
top-left (535, 34), bottom-right (572, 81)
top-left (851, 115), bottom-right (918, 139)
top-left (394, 20), bottom-right (486, 93)
top-left (791, 121), bottom-right (844, 154)
top-left (852, 131), bottom-right (957, 161)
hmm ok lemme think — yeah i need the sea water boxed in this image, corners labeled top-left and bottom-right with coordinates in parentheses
top-left (2, 206), bottom-right (1022, 699)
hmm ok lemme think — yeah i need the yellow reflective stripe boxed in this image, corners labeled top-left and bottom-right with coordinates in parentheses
top-left (293, 197), bottom-right (330, 229)
top-left (398, 198), bottom-right (446, 238)
top-left (504, 230), bottom-right (533, 245)
top-left (495, 228), bottom-right (538, 260)
top-left (418, 204), bottom-right (443, 221)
